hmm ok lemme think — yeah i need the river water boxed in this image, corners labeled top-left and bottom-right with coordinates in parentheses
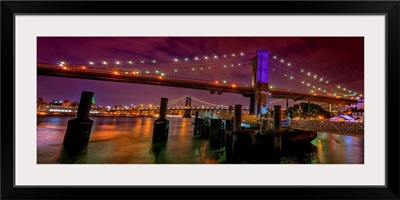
top-left (37, 116), bottom-right (364, 164)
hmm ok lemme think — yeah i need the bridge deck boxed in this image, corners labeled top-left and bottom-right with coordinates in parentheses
top-left (37, 63), bottom-right (357, 105)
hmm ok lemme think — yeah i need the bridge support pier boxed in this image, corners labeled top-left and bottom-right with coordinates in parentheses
top-left (249, 94), bottom-right (255, 115)
top-left (251, 50), bottom-right (270, 116)
top-left (182, 110), bottom-right (191, 118)
top-left (63, 91), bottom-right (94, 156)
top-left (153, 98), bottom-right (170, 141)
top-left (182, 97), bottom-right (192, 118)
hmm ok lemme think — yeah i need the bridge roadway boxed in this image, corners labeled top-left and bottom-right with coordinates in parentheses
top-left (37, 63), bottom-right (357, 105)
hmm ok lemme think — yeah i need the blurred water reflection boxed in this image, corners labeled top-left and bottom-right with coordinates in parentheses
top-left (37, 116), bottom-right (364, 164)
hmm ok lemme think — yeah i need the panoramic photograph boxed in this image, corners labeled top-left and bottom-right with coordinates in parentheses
top-left (37, 37), bottom-right (364, 164)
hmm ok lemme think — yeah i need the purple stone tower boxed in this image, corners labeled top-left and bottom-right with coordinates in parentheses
top-left (251, 50), bottom-right (270, 115)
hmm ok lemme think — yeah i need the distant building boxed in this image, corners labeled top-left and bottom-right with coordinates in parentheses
top-left (61, 99), bottom-right (71, 106)
top-left (51, 100), bottom-right (63, 105)
top-left (351, 109), bottom-right (364, 122)
top-left (357, 98), bottom-right (364, 110)
top-left (37, 98), bottom-right (49, 112)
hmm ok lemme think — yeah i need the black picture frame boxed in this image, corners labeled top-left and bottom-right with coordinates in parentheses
top-left (1, 1), bottom-right (399, 199)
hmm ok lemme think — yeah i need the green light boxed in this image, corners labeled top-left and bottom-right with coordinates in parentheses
top-left (92, 96), bottom-right (95, 104)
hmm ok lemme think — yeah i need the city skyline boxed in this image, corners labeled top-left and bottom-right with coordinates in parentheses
top-left (37, 37), bottom-right (364, 107)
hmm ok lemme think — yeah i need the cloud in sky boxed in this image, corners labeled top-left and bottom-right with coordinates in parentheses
top-left (37, 37), bottom-right (364, 106)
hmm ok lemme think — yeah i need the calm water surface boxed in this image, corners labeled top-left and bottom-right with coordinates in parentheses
top-left (37, 116), bottom-right (364, 164)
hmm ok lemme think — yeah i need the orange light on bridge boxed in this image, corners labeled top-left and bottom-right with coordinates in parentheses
top-left (158, 76), bottom-right (163, 79)
top-left (62, 66), bottom-right (67, 70)
top-left (113, 71), bottom-right (119, 75)
top-left (313, 93), bottom-right (317, 96)
top-left (214, 81), bottom-right (219, 84)
top-left (232, 84), bottom-right (236, 88)
top-left (81, 66), bottom-right (86, 69)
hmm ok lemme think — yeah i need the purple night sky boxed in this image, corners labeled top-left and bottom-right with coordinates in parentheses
top-left (37, 37), bottom-right (364, 107)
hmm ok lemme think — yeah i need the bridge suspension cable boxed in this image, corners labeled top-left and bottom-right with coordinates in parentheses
top-left (267, 52), bottom-right (362, 98)
top-left (167, 96), bottom-right (187, 106)
top-left (189, 97), bottom-right (221, 107)
top-left (58, 54), bottom-right (253, 86)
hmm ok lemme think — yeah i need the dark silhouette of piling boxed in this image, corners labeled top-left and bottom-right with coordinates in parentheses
top-left (63, 91), bottom-right (94, 156)
top-left (233, 104), bottom-right (242, 132)
top-left (273, 105), bottom-right (282, 152)
top-left (230, 104), bottom-right (243, 163)
top-left (153, 98), bottom-right (170, 141)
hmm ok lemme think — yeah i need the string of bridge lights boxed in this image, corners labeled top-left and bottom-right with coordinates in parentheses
top-left (57, 51), bottom-right (363, 99)
top-left (268, 54), bottom-right (363, 98)
top-left (58, 52), bottom-right (251, 86)
top-left (75, 52), bottom-right (247, 67)
top-left (167, 96), bottom-right (187, 106)
top-left (190, 97), bottom-right (221, 107)
top-left (163, 96), bottom-right (222, 107)
top-left (268, 99), bottom-right (285, 105)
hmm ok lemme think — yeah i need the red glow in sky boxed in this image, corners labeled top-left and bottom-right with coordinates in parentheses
top-left (37, 37), bottom-right (364, 107)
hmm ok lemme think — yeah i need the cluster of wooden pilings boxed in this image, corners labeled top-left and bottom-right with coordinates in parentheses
top-left (192, 104), bottom-right (318, 163)
top-left (193, 114), bottom-right (233, 146)
top-left (190, 104), bottom-right (278, 163)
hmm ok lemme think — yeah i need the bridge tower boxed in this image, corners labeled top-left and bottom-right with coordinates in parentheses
top-left (250, 50), bottom-right (270, 116)
top-left (182, 96), bottom-right (192, 118)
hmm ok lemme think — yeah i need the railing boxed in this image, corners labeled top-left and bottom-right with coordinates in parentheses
top-left (288, 119), bottom-right (364, 135)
